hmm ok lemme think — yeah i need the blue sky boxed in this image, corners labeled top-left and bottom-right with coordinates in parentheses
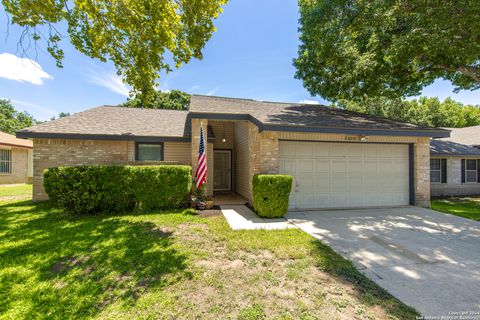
top-left (0, 0), bottom-right (479, 121)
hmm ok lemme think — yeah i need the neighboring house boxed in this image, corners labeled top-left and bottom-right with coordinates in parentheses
top-left (430, 132), bottom-right (480, 197)
top-left (436, 125), bottom-right (480, 149)
top-left (0, 131), bottom-right (33, 184)
top-left (17, 95), bottom-right (448, 209)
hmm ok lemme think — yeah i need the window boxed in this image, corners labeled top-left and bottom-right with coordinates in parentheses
top-left (0, 149), bottom-right (12, 174)
top-left (136, 143), bottom-right (163, 161)
top-left (430, 158), bottom-right (446, 183)
top-left (466, 159), bottom-right (478, 183)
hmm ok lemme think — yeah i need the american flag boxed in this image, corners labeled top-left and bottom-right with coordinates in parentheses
top-left (195, 126), bottom-right (207, 190)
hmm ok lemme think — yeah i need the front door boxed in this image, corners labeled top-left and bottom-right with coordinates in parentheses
top-left (214, 150), bottom-right (232, 191)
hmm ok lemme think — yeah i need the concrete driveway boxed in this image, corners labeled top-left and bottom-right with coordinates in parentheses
top-left (286, 207), bottom-right (480, 317)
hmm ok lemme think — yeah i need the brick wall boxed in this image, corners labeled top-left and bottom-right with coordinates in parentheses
top-left (0, 147), bottom-right (30, 184)
top-left (431, 156), bottom-right (480, 196)
top-left (32, 139), bottom-right (129, 201)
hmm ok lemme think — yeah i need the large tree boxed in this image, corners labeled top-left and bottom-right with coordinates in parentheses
top-left (336, 97), bottom-right (480, 128)
top-left (3, 0), bottom-right (227, 104)
top-left (0, 99), bottom-right (37, 134)
top-left (123, 90), bottom-right (190, 110)
top-left (294, 0), bottom-right (480, 101)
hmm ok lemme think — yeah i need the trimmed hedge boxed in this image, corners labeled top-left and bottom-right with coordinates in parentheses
top-left (252, 174), bottom-right (293, 218)
top-left (43, 165), bottom-right (192, 215)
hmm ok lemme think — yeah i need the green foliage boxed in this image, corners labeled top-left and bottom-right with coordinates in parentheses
top-left (238, 304), bottom-right (266, 320)
top-left (43, 166), bottom-right (136, 215)
top-left (0, 99), bottom-right (37, 134)
top-left (43, 165), bottom-right (192, 215)
top-left (123, 90), bottom-right (190, 110)
top-left (432, 198), bottom-right (480, 221)
top-left (295, 0), bottom-right (480, 101)
top-left (252, 174), bottom-right (293, 218)
top-left (3, 0), bottom-right (227, 105)
top-left (336, 97), bottom-right (480, 128)
top-left (129, 165), bottom-right (192, 211)
top-left (50, 112), bottom-right (71, 121)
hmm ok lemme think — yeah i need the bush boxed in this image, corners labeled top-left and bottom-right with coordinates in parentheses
top-left (129, 165), bottom-right (192, 211)
top-left (43, 165), bottom-right (192, 215)
top-left (252, 174), bottom-right (293, 218)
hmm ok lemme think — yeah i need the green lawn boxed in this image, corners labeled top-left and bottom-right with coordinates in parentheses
top-left (0, 184), bottom-right (32, 200)
top-left (0, 199), bottom-right (417, 319)
top-left (431, 198), bottom-right (480, 221)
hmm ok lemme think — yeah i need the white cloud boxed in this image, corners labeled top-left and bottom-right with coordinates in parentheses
top-left (0, 53), bottom-right (53, 85)
top-left (88, 69), bottom-right (130, 97)
top-left (11, 99), bottom-right (57, 120)
top-left (190, 84), bottom-right (201, 91)
top-left (298, 99), bottom-right (320, 104)
top-left (205, 87), bottom-right (219, 96)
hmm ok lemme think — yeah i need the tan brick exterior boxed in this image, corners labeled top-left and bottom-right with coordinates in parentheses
top-left (33, 139), bottom-right (194, 202)
top-left (32, 121), bottom-right (432, 208)
top-left (32, 139), bottom-right (130, 201)
top-left (0, 147), bottom-right (31, 184)
top-left (414, 137), bottom-right (431, 207)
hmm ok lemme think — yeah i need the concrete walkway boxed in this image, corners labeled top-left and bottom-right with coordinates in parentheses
top-left (220, 205), bottom-right (296, 230)
top-left (286, 207), bottom-right (480, 317)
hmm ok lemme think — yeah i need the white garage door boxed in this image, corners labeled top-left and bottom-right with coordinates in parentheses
top-left (279, 141), bottom-right (410, 209)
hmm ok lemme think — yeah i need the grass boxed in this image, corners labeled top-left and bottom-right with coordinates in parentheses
top-left (431, 197), bottom-right (480, 221)
top-left (0, 184), bottom-right (32, 200)
top-left (0, 199), bottom-right (418, 319)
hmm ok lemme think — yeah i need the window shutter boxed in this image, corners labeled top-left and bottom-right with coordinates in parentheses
top-left (441, 159), bottom-right (447, 183)
top-left (461, 159), bottom-right (466, 183)
top-left (477, 160), bottom-right (480, 183)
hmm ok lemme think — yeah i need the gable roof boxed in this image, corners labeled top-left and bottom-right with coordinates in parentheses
top-left (430, 139), bottom-right (480, 156)
top-left (17, 95), bottom-right (450, 141)
top-left (0, 131), bottom-right (33, 148)
top-left (437, 126), bottom-right (480, 147)
top-left (189, 95), bottom-right (449, 137)
top-left (17, 106), bottom-right (192, 142)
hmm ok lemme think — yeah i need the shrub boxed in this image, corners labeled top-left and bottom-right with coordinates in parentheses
top-left (252, 174), bottom-right (293, 218)
top-left (129, 165), bottom-right (192, 211)
top-left (43, 165), bottom-right (192, 215)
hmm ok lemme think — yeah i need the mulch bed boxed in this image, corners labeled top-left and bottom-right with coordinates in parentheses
top-left (197, 205), bottom-right (223, 218)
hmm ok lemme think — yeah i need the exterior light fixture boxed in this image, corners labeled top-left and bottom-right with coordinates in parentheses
top-left (360, 135), bottom-right (368, 142)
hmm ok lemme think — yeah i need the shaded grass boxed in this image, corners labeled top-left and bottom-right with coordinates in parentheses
top-left (0, 200), bottom-right (418, 319)
top-left (432, 198), bottom-right (480, 221)
top-left (0, 184), bottom-right (32, 198)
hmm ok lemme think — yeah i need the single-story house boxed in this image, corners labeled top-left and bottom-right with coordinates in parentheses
top-left (436, 125), bottom-right (480, 149)
top-left (430, 131), bottom-right (480, 197)
top-left (17, 95), bottom-right (449, 209)
top-left (0, 131), bottom-right (33, 184)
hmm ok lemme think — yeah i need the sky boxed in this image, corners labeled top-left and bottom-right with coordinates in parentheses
top-left (0, 0), bottom-right (479, 121)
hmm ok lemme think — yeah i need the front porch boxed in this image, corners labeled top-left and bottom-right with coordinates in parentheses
top-left (213, 192), bottom-right (248, 205)
top-left (192, 119), bottom-right (253, 202)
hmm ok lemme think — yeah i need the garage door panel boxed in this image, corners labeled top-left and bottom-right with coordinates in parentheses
top-left (280, 159), bottom-right (295, 174)
top-left (297, 159), bottom-right (314, 173)
top-left (279, 141), bottom-right (410, 209)
top-left (296, 143), bottom-right (313, 156)
top-left (279, 141), bottom-right (296, 156)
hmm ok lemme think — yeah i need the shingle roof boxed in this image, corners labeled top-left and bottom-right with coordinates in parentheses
top-left (430, 139), bottom-right (480, 156)
top-left (17, 95), bottom-right (450, 140)
top-left (17, 106), bottom-right (192, 141)
top-left (0, 131), bottom-right (33, 148)
top-left (189, 95), bottom-right (449, 137)
top-left (438, 126), bottom-right (480, 147)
